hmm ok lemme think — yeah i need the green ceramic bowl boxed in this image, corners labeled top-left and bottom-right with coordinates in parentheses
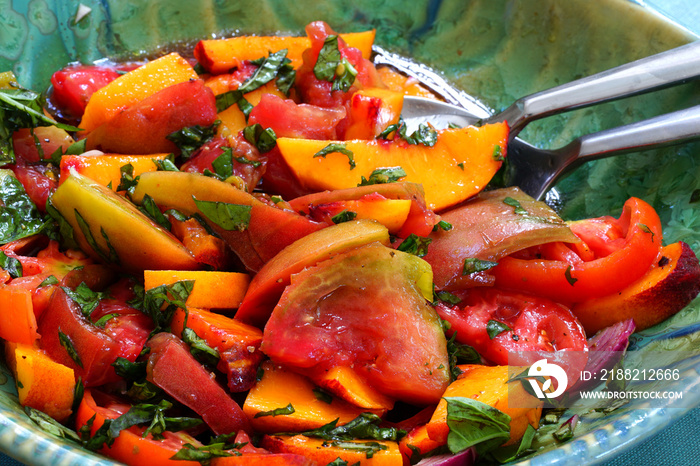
top-left (1, 0), bottom-right (699, 464)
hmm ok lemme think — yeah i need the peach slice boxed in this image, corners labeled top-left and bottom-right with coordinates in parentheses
top-left (261, 434), bottom-right (402, 466)
top-left (79, 52), bottom-right (198, 134)
top-left (244, 361), bottom-right (381, 433)
top-left (7, 343), bottom-right (76, 422)
top-left (144, 270), bottom-right (250, 309)
top-left (344, 88), bottom-right (404, 140)
top-left (59, 153), bottom-right (169, 190)
top-left (572, 241), bottom-right (700, 334)
top-left (195, 30), bottom-right (376, 73)
top-left (277, 123), bottom-right (508, 211)
top-left (310, 365), bottom-right (395, 412)
top-left (426, 365), bottom-right (543, 447)
top-left (51, 170), bottom-right (198, 273)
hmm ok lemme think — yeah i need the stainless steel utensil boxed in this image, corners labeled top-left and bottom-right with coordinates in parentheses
top-left (372, 41), bottom-right (700, 201)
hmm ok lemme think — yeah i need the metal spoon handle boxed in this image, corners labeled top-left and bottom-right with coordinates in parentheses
top-left (573, 104), bottom-right (700, 161)
top-left (490, 40), bottom-right (700, 137)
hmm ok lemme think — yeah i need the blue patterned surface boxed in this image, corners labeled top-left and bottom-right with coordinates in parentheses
top-left (0, 0), bottom-right (699, 465)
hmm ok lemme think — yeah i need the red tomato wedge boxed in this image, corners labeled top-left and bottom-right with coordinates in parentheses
top-left (146, 332), bottom-right (251, 435)
top-left (261, 242), bottom-right (449, 405)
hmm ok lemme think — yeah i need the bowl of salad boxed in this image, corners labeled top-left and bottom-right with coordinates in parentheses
top-left (0, 0), bottom-right (699, 465)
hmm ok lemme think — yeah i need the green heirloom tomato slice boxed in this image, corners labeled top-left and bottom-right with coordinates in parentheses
top-left (261, 242), bottom-right (449, 405)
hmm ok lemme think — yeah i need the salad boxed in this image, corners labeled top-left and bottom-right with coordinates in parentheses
top-left (0, 20), bottom-right (699, 466)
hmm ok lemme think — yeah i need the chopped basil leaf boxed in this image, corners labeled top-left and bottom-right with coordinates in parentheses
top-left (215, 89), bottom-right (244, 113)
top-left (239, 49), bottom-right (292, 94)
top-left (332, 58), bottom-right (358, 92)
top-left (139, 193), bottom-right (171, 230)
top-left (492, 145), bottom-right (505, 161)
top-left (565, 265), bottom-right (578, 286)
top-left (486, 320), bottom-right (512, 339)
top-left (462, 258), bottom-right (498, 275)
top-left (314, 35), bottom-right (343, 82)
top-left (74, 209), bottom-right (120, 264)
top-left (288, 413), bottom-right (405, 442)
top-left (444, 396), bottom-right (511, 455)
top-left (65, 138), bottom-right (87, 155)
top-left (243, 123), bottom-right (277, 153)
top-left (313, 387), bottom-right (334, 404)
top-left (62, 282), bottom-right (110, 319)
top-left (83, 400), bottom-right (203, 450)
top-left (314, 143), bottom-right (356, 169)
top-left (117, 163), bottom-right (139, 195)
top-left (377, 117), bottom-right (437, 147)
top-left (112, 357), bottom-right (147, 381)
top-left (487, 423), bottom-right (536, 463)
top-left (0, 87), bottom-right (81, 166)
top-left (166, 121), bottom-right (219, 160)
top-left (433, 220), bottom-right (453, 232)
top-left (209, 147), bottom-right (235, 180)
top-left (237, 96), bottom-right (253, 118)
top-left (127, 380), bottom-right (162, 402)
top-left (45, 200), bottom-right (79, 249)
top-left (503, 196), bottom-right (528, 215)
top-left (71, 377), bottom-right (84, 420)
top-left (171, 443), bottom-right (237, 461)
top-left (331, 209), bottom-right (357, 224)
top-left (329, 440), bottom-right (387, 459)
top-left (434, 290), bottom-right (462, 305)
top-left (93, 313), bottom-right (119, 329)
top-left (233, 154), bottom-right (263, 167)
top-left (397, 234), bottom-right (432, 257)
top-left (637, 223), bottom-right (655, 242)
top-left (38, 275), bottom-right (58, 287)
top-left (407, 123), bottom-right (438, 147)
top-left (58, 329), bottom-right (83, 368)
top-left (0, 170), bottom-right (52, 244)
top-left (357, 167), bottom-right (406, 186)
top-left (152, 154), bottom-right (180, 172)
top-left (182, 326), bottom-right (220, 367)
top-left (25, 406), bottom-right (81, 442)
top-left (142, 279), bottom-right (194, 331)
top-left (194, 197), bottom-right (252, 231)
top-left (0, 250), bottom-right (22, 278)
top-left (446, 332), bottom-right (481, 380)
top-left (254, 403), bottom-right (295, 418)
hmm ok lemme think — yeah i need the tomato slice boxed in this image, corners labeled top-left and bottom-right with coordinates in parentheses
top-left (146, 332), bottom-right (251, 435)
top-left (38, 284), bottom-right (152, 386)
top-left (492, 197), bottom-right (663, 304)
top-left (261, 242), bottom-right (449, 405)
top-left (435, 287), bottom-right (588, 384)
top-left (76, 389), bottom-right (202, 466)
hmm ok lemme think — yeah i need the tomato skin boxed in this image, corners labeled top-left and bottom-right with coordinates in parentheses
top-left (38, 285), bottom-right (152, 386)
top-left (76, 389), bottom-right (202, 466)
top-left (492, 197), bottom-right (663, 304)
top-left (49, 65), bottom-right (121, 119)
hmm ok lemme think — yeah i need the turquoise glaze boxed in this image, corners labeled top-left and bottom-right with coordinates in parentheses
top-left (0, 0), bottom-right (699, 464)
